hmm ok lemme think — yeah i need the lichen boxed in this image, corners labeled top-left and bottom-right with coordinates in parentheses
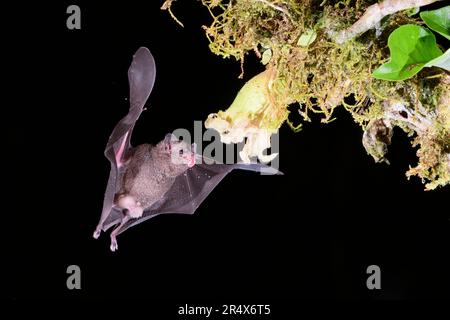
top-left (162, 0), bottom-right (450, 189)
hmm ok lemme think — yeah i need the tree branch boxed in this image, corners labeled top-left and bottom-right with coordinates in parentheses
top-left (334, 0), bottom-right (441, 44)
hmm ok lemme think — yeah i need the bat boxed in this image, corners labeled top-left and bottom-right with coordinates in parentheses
top-left (93, 47), bottom-right (280, 251)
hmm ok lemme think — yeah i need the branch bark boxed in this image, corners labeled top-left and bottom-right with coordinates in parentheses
top-left (334, 0), bottom-right (441, 44)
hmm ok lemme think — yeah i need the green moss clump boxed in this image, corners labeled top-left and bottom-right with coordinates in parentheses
top-left (163, 0), bottom-right (450, 189)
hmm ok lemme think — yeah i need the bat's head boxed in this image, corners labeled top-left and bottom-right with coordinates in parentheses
top-left (163, 133), bottom-right (196, 168)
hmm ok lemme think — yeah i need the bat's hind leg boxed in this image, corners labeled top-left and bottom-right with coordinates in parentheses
top-left (110, 215), bottom-right (130, 252)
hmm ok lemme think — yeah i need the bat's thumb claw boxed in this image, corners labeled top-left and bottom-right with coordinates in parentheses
top-left (93, 228), bottom-right (101, 239)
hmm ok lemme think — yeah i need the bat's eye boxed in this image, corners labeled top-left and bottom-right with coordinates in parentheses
top-left (179, 149), bottom-right (184, 155)
top-left (223, 130), bottom-right (230, 135)
top-left (210, 114), bottom-right (218, 119)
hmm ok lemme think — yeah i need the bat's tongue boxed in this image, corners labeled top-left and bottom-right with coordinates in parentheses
top-left (188, 152), bottom-right (196, 168)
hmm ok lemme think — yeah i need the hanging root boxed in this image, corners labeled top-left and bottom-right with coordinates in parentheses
top-left (363, 74), bottom-right (450, 190)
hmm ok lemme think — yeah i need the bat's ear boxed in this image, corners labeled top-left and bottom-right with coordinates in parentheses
top-left (164, 133), bottom-right (177, 144)
top-left (163, 133), bottom-right (177, 152)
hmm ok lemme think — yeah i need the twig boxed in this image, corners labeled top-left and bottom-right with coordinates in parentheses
top-left (334, 0), bottom-right (441, 44)
top-left (383, 100), bottom-right (433, 133)
top-left (255, 0), bottom-right (292, 20)
top-left (161, 0), bottom-right (184, 28)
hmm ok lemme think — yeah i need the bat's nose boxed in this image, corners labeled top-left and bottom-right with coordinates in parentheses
top-left (187, 153), bottom-right (196, 168)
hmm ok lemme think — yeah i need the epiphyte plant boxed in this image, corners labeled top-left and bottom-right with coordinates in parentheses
top-left (162, 0), bottom-right (450, 190)
top-left (372, 6), bottom-right (450, 80)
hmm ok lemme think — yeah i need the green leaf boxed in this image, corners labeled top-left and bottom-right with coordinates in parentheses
top-left (425, 48), bottom-right (450, 70)
top-left (372, 24), bottom-right (443, 81)
top-left (420, 6), bottom-right (450, 40)
top-left (297, 29), bottom-right (317, 47)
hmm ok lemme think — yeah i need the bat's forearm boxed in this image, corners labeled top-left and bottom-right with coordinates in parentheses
top-left (334, 0), bottom-right (441, 44)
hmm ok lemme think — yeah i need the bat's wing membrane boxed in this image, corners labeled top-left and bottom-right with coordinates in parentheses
top-left (115, 159), bottom-right (281, 235)
top-left (95, 47), bottom-right (281, 240)
top-left (96, 47), bottom-right (156, 234)
top-left (105, 47), bottom-right (156, 164)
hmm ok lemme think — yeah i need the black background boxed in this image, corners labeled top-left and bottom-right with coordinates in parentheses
top-left (7, 0), bottom-right (450, 306)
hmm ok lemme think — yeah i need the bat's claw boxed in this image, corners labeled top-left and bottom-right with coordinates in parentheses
top-left (110, 237), bottom-right (118, 252)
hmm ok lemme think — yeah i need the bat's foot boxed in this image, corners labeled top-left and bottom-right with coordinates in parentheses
top-left (110, 236), bottom-right (118, 252)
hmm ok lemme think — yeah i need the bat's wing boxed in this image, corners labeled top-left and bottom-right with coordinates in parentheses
top-left (105, 47), bottom-right (156, 165)
top-left (113, 160), bottom-right (281, 235)
top-left (94, 47), bottom-right (156, 237)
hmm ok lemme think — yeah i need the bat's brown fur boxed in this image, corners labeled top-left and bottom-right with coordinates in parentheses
top-left (115, 138), bottom-right (195, 218)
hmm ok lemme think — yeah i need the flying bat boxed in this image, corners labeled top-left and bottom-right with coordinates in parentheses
top-left (93, 47), bottom-right (279, 251)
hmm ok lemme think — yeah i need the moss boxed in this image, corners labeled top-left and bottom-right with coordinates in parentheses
top-left (163, 0), bottom-right (450, 189)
